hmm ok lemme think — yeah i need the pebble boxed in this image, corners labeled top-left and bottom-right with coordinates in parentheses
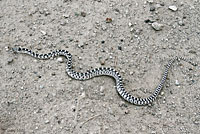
top-left (39, 85), bottom-right (44, 89)
top-left (151, 22), bottom-right (164, 31)
top-left (80, 92), bottom-right (86, 98)
top-left (129, 72), bottom-right (133, 75)
top-left (169, 5), bottom-right (178, 11)
top-left (193, 118), bottom-right (200, 125)
top-left (57, 57), bottom-right (64, 63)
top-left (147, 0), bottom-right (154, 3)
top-left (178, 20), bottom-right (184, 26)
top-left (150, 6), bottom-right (156, 11)
top-left (144, 19), bottom-right (154, 23)
top-left (71, 105), bottom-right (76, 112)
top-left (45, 120), bottom-right (50, 124)
top-left (5, 46), bottom-right (9, 51)
top-left (128, 22), bottom-right (133, 27)
top-left (80, 12), bottom-right (86, 17)
top-left (33, 59), bottom-right (38, 63)
top-left (160, 92), bottom-right (164, 96)
top-left (7, 58), bottom-right (14, 64)
top-left (21, 66), bottom-right (26, 70)
top-left (119, 101), bottom-right (127, 107)
top-left (189, 50), bottom-right (196, 54)
top-left (99, 57), bottom-right (105, 65)
top-left (63, 14), bottom-right (70, 18)
top-left (175, 80), bottom-right (180, 86)
top-left (118, 46), bottom-right (122, 50)
top-left (60, 21), bottom-right (67, 26)
top-left (51, 72), bottom-right (56, 76)
top-left (102, 25), bottom-right (107, 30)
top-left (100, 86), bottom-right (104, 93)
top-left (124, 109), bottom-right (129, 114)
top-left (40, 30), bottom-right (47, 35)
top-left (106, 18), bottom-right (112, 23)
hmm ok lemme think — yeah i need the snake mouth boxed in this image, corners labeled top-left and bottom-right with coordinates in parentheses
top-left (11, 47), bottom-right (23, 53)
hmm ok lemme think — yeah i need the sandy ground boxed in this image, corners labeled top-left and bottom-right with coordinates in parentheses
top-left (0, 0), bottom-right (200, 134)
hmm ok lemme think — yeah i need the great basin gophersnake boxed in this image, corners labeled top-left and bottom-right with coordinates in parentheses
top-left (11, 47), bottom-right (197, 105)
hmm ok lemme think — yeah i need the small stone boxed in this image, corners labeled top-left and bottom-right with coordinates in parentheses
top-left (148, 0), bottom-right (154, 3)
top-left (169, 5), bottom-right (178, 11)
top-left (118, 46), bottom-right (122, 50)
top-left (5, 46), bottom-right (9, 51)
top-left (193, 118), bottom-right (200, 125)
top-left (40, 30), bottom-right (47, 35)
top-left (106, 18), bottom-right (112, 23)
top-left (119, 101), bottom-right (127, 107)
top-left (114, 8), bottom-right (120, 13)
top-left (99, 58), bottom-right (105, 65)
top-left (51, 72), bottom-right (56, 76)
top-left (45, 120), bottom-right (50, 124)
top-left (100, 86), bottom-right (104, 93)
top-left (102, 25), bottom-right (107, 30)
top-left (175, 80), bottom-right (180, 86)
top-left (189, 50), bottom-right (196, 54)
top-left (7, 58), bottom-right (14, 64)
top-left (178, 20), bottom-right (184, 26)
top-left (150, 6), bottom-right (156, 11)
top-left (128, 22), bottom-right (133, 27)
top-left (44, 8), bottom-right (50, 16)
top-left (63, 14), bottom-right (70, 18)
top-left (81, 92), bottom-right (86, 98)
top-left (71, 105), bottom-right (76, 112)
top-left (39, 85), bottom-right (44, 89)
top-left (21, 66), bottom-right (26, 70)
top-left (124, 109), bottom-right (129, 114)
top-left (80, 12), bottom-right (86, 17)
top-left (130, 28), bottom-right (134, 32)
top-left (60, 21), bottom-right (67, 26)
top-left (135, 29), bottom-right (142, 35)
top-left (57, 57), bottom-right (64, 63)
top-left (160, 92), bottom-right (164, 96)
top-left (151, 22), bottom-right (164, 31)
top-left (144, 19), bottom-right (154, 23)
top-left (101, 40), bottom-right (105, 44)
top-left (160, 2), bottom-right (165, 6)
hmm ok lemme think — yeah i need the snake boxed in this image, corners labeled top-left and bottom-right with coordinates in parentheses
top-left (11, 47), bottom-right (197, 105)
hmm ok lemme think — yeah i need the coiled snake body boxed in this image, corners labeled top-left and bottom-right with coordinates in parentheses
top-left (12, 47), bottom-right (197, 105)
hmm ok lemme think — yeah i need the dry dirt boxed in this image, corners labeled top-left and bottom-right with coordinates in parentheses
top-left (0, 0), bottom-right (200, 134)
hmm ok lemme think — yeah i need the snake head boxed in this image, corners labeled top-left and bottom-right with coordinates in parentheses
top-left (11, 47), bottom-right (22, 53)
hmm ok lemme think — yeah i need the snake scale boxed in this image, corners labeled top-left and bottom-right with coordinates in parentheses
top-left (11, 47), bottom-right (197, 105)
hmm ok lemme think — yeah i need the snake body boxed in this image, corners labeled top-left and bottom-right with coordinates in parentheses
top-left (11, 47), bottom-right (197, 105)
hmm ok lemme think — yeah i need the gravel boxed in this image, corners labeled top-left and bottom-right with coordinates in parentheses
top-left (0, 0), bottom-right (199, 134)
top-left (151, 22), bottom-right (164, 31)
top-left (169, 5), bottom-right (178, 11)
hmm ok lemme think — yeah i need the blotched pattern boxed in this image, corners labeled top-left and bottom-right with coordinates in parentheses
top-left (11, 47), bottom-right (197, 105)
